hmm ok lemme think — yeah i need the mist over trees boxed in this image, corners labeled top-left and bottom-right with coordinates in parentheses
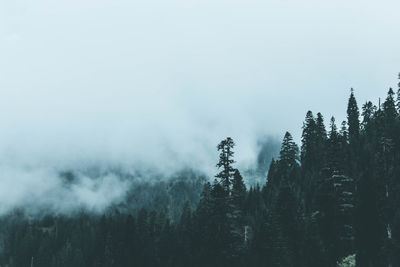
top-left (1, 76), bottom-right (400, 266)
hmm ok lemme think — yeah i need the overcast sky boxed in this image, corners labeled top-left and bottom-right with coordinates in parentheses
top-left (0, 0), bottom-right (399, 175)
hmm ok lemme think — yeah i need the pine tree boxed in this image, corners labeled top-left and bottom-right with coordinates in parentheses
top-left (279, 132), bottom-right (299, 168)
top-left (361, 101), bottom-right (376, 129)
top-left (316, 113), bottom-right (327, 142)
top-left (346, 89), bottom-right (360, 177)
top-left (327, 117), bottom-right (341, 171)
top-left (301, 111), bottom-right (317, 170)
top-left (216, 137), bottom-right (236, 193)
top-left (231, 170), bottom-right (246, 210)
top-left (315, 112), bottom-right (327, 169)
top-left (347, 88), bottom-right (360, 145)
top-left (276, 132), bottom-right (300, 190)
top-left (383, 88), bottom-right (397, 124)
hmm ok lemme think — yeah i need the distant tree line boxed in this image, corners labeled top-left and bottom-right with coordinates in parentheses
top-left (1, 75), bottom-right (400, 266)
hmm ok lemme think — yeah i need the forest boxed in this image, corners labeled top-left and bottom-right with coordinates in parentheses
top-left (1, 78), bottom-right (400, 267)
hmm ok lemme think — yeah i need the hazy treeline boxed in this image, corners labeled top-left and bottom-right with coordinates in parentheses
top-left (1, 77), bottom-right (400, 266)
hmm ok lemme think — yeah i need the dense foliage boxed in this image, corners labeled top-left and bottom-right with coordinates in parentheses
top-left (1, 77), bottom-right (400, 267)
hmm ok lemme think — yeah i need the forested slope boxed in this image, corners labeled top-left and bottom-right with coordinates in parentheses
top-left (1, 78), bottom-right (400, 267)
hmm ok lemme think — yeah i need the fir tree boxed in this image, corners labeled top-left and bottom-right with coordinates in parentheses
top-left (216, 137), bottom-right (236, 193)
top-left (231, 170), bottom-right (246, 210)
top-left (347, 88), bottom-right (360, 145)
top-left (276, 132), bottom-right (300, 190)
top-left (315, 112), bottom-right (327, 169)
top-left (383, 88), bottom-right (398, 123)
top-left (301, 111), bottom-right (317, 170)
top-left (327, 116), bottom-right (341, 171)
top-left (316, 112), bottom-right (327, 141)
top-left (279, 132), bottom-right (299, 168)
top-left (361, 101), bottom-right (376, 129)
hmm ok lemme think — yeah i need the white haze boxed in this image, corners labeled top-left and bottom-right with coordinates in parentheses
top-left (0, 0), bottom-right (399, 214)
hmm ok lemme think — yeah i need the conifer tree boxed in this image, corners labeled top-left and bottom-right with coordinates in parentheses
top-left (315, 112), bottom-right (327, 169)
top-left (273, 132), bottom-right (300, 207)
top-left (347, 88), bottom-right (360, 145)
top-left (383, 88), bottom-right (397, 123)
top-left (231, 170), bottom-right (246, 210)
top-left (279, 132), bottom-right (299, 168)
top-left (327, 117), bottom-right (341, 171)
top-left (216, 137), bottom-right (236, 193)
top-left (301, 111), bottom-right (317, 170)
top-left (361, 101), bottom-right (376, 129)
top-left (316, 113), bottom-right (327, 141)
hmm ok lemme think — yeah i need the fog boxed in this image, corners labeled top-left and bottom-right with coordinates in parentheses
top-left (0, 0), bottom-right (399, 214)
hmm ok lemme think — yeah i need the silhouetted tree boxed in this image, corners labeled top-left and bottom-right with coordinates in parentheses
top-left (216, 137), bottom-right (236, 193)
top-left (347, 88), bottom-right (360, 145)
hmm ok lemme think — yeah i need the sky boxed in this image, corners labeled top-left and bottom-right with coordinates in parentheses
top-left (0, 0), bottom-right (399, 214)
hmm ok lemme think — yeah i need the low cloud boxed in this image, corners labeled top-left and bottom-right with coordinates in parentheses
top-left (0, 166), bottom-right (131, 215)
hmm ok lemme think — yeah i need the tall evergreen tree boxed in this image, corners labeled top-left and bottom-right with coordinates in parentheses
top-left (361, 101), bottom-right (376, 129)
top-left (216, 137), bottom-right (236, 193)
top-left (316, 113), bottom-right (327, 141)
top-left (279, 132), bottom-right (299, 168)
top-left (277, 132), bottom-right (300, 188)
top-left (346, 89), bottom-right (360, 177)
top-left (383, 88), bottom-right (398, 124)
top-left (327, 117), bottom-right (341, 171)
top-left (231, 170), bottom-right (246, 210)
top-left (347, 88), bottom-right (360, 145)
top-left (315, 112), bottom-right (327, 169)
top-left (301, 111), bottom-right (317, 170)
